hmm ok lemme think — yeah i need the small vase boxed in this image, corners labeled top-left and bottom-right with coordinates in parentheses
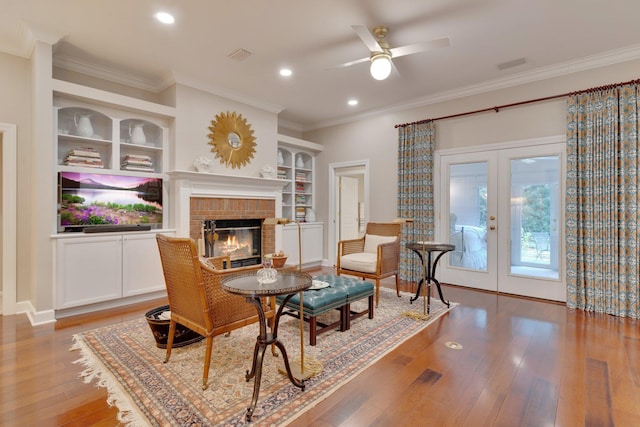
top-left (296, 155), bottom-right (305, 169)
top-left (74, 113), bottom-right (93, 138)
top-left (277, 150), bottom-right (284, 166)
top-left (306, 208), bottom-right (316, 222)
top-left (129, 123), bottom-right (147, 145)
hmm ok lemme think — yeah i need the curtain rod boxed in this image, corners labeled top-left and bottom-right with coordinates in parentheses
top-left (394, 77), bottom-right (640, 128)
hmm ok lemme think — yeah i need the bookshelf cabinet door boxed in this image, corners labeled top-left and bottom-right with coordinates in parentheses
top-left (122, 233), bottom-right (168, 297)
top-left (56, 236), bottom-right (123, 309)
top-left (281, 222), bottom-right (323, 267)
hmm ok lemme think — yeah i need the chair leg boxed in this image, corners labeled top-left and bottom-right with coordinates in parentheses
top-left (202, 336), bottom-right (214, 390)
top-left (395, 273), bottom-right (400, 298)
top-left (164, 320), bottom-right (177, 363)
top-left (375, 279), bottom-right (380, 308)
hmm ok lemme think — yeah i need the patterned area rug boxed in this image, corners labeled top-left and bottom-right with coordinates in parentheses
top-left (71, 287), bottom-right (454, 426)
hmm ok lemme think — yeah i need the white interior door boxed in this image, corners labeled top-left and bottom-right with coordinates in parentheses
top-left (339, 176), bottom-right (360, 241)
top-left (437, 142), bottom-right (566, 301)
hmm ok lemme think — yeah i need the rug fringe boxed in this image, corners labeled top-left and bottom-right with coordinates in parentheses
top-left (71, 335), bottom-right (150, 427)
top-left (401, 310), bottom-right (435, 321)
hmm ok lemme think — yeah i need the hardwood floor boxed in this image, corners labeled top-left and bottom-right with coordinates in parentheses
top-left (2, 268), bottom-right (639, 426)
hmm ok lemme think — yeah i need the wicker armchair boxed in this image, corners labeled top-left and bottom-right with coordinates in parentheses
top-left (336, 222), bottom-right (402, 307)
top-left (156, 234), bottom-right (274, 390)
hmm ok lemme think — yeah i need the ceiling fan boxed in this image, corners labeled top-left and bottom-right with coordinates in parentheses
top-left (337, 25), bottom-right (450, 80)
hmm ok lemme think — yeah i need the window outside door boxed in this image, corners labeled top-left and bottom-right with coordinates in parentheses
top-left (437, 142), bottom-right (566, 301)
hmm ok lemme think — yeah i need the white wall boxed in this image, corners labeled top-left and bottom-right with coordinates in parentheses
top-left (173, 84), bottom-right (279, 176)
top-left (304, 59), bottom-right (640, 259)
top-left (0, 51), bottom-right (31, 303)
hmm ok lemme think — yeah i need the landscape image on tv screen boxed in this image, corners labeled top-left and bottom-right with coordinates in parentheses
top-left (58, 172), bottom-right (163, 232)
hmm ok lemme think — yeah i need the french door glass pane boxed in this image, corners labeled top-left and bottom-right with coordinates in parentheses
top-left (509, 156), bottom-right (559, 279)
top-left (448, 162), bottom-right (487, 271)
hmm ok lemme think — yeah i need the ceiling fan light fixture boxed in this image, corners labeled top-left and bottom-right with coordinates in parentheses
top-left (370, 53), bottom-right (392, 80)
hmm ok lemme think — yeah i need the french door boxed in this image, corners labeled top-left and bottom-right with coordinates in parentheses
top-left (437, 142), bottom-right (566, 301)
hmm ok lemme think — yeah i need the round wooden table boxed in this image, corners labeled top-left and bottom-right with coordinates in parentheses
top-left (221, 270), bottom-right (312, 421)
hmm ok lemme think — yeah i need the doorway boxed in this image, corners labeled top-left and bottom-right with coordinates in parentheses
top-left (328, 160), bottom-right (369, 266)
top-left (436, 137), bottom-right (566, 301)
top-left (1, 123), bottom-right (17, 315)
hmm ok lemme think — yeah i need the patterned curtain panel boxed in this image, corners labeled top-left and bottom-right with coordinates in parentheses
top-left (566, 84), bottom-right (640, 318)
top-left (397, 121), bottom-right (436, 282)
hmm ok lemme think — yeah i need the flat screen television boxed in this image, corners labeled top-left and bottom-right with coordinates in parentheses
top-left (58, 172), bottom-right (163, 232)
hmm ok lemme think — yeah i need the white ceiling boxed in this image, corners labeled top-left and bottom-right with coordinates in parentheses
top-left (2, 0), bottom-right (640, 131)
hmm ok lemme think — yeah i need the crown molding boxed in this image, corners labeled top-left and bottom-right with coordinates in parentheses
top-left (1, 21), bottom-right (62, 58)
top-left (303, 43), bottom-right (640, 132)
top-left (52, 54), bottom-right (166, 93)
top-left (277, 119), bottom-right (305, 134)
top-left (52, 56), bottom-right (283, 114)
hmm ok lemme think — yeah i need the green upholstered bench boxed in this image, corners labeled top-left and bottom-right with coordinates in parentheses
top-left (313, 274), bottom-right (375, 330)
top-left (276, 286), bottom-right (348, 346)
top-left (277, 275), bottom-right (375, 345)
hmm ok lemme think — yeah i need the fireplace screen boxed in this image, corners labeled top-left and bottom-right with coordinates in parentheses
top-left (203, 219), bottom-right (261, 267)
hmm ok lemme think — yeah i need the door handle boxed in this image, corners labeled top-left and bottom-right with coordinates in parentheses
top-left (489, 216), bottom-right (496, 221)
top-left (489, 225), bottom-right (496, 230)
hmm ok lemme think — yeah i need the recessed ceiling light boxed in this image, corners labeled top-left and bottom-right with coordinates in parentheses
top-left (155, 12), bottom-right (175, 24)
top-left (279, 68), bottom-right (292, 77)
top-left (348, 99), bottom-right (358, 106)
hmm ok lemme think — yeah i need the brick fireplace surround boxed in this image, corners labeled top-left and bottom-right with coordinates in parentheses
top-left (168, 171), bottom-right (287, 256)
top-left (189, 197), bottom-right (276, 255)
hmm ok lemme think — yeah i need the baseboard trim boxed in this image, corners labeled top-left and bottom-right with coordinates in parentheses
top-left (54, 291), bottom-right (167, 319)
top-left (19, 301), bottom-right (56, 326)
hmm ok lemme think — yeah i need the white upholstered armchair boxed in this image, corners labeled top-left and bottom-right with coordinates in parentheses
top-left (336, 222), bottom-right (402, 307)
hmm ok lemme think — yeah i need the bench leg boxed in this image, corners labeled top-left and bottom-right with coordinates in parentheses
top-left (344, 303), bottom-right (351, 330)
top-left (368, 295), bottom-right (374, 319)
top-left (309, 316), bottom-right (317, 346)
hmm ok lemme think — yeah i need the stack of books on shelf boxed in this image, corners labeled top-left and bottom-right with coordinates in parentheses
top-left (295, 194), bottom-right (307, 204)
top-left (121, 154), bottom-right (154, 172)
top-left (295, 172), bottom-right (307, 182)
top-left (277, 168), bottom-right (287, 179)
top-left (64, 147), bottom-right (103, 168)
top-left (295, 207), bottom-right (306, 222)
top-left (295, 182), bottom-right (306, 192)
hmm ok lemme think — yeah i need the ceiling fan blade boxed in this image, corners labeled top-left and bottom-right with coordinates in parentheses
top-left (390, 37), bottom-right (450, 58)
top-left (327, 56), bottom-right (370, 69)
top-left (351, 25), bottom-right (382, 52)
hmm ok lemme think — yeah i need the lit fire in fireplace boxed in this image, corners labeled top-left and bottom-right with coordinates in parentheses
top-left (216, 231), bottom-right (252, 260)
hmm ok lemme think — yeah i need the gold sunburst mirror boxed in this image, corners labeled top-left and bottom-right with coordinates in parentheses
top-left (207, 111), bottom-right (256, 169)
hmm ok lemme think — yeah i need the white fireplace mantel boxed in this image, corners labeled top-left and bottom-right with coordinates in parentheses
top-left (167, 170), bottom-right (288, 236)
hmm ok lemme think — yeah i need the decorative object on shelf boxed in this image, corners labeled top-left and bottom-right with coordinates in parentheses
top-left (64, 147), bottom-right (104, 168)
top-left (121, 154), bottom-right (154, 172)
top-left (193, 156), bottom-right (213, 173)
top-left (260, 164), bottom-right (276, 179)
top-left (305, 208), bottom-right (316, 222)
top-left (208, 111), bottom-right (256, 169)
top-left (277, 149), bottom-right (284, 166)
top-left (129, 122), bottom-right (147, 145)
top-left (296, 155), bottom-right (305, 169)
top-left (74, 113), bottom-right (93, 137)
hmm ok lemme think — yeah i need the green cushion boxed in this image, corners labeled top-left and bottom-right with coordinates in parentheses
top-left (276, 287), bottom-right (347, 316)
top-left (313, 274), bottom-right (374, 303)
